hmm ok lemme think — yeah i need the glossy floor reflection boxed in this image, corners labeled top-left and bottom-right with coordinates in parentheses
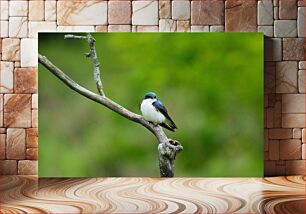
top-left (0, 176), bottom-right (305, 213)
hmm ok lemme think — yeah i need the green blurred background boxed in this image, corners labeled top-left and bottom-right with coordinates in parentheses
top-left (38, 33), bottom-right (263, 177)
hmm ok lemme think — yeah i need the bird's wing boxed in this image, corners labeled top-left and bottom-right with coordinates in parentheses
top-left (160, 122), bottom-right (175, 132)
top-left (152, 100), bottom-right (177, 129)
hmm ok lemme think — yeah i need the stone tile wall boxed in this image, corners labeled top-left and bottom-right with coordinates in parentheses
top-left (0, 0), bottom-right (305, 176)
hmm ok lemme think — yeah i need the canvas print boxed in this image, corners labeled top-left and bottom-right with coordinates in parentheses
top-left (38, 33), bottom-right (263, 177)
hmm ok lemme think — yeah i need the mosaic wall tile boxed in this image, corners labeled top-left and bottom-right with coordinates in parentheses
top-left (108, 25), bottom-right (131, 32)
top-left (299, 61), bottom-right (306, 69)
top-left (172, 1), bottom-right (190, 21)
top-left (0, 160), bottom-right (17, 175)
top-left (177, 20), bottom-right (190, 32)
top-left (190, 25), bottom-right (209, 32)
top-left (0, 1), bottom-right (9, 21)
top-left (282, 114), bottom-right (305, 128)
top-left (264, 160), bottom-right (276, 176)
top-left (0, 62), bottom-right (14, 93)
top-left (9, 17), bottom-right (28, 38)
top-left (4, 94), bottom-right (32, 128)
top-left (159, 19), bottom-right (176, 32)
top-left (258, 0), bottom-right (274, 25)
top-left (298, 70), bottom-right (305, 93)
top-left (26, 128), bottom-right (38, 148)
top-left (26, 148), bottom-right (38, 160)
top-left (20, 38), bottom-right (38, 67)
top-left (32, 94), bottom-right (38, 109)
top-left (9, 1), bottom-right (28, 17)
top-left (159, 1), bottom-right (171, 19)
top-left (0, 21), bottom-right (9, 37)
top-left (225, 0), bottom-right (257, 32)
top-left (276, 61), bottom-right (298, 93)
top-left (57, 1), bottom-right (107, 25)
top-left (280, 139), bottom-right (302, 160)
top-left (279, 0), bottom-right (297, 19)
top-left (257, 26), bottom-right (274, 37)
top-left (265, 62), bottom-right (276, 94)
top-left (297, 7), bottom-right (305, 37)
top-left (269, 128), bottom-right (292, 139)
top-left (45, 1), bottom-right (57, 21)
top-left (282, 94), bottom-right (305, 114)
top-left (2, 38), bottom-right (20, 61)
top-left (56, 26), bottom-right (95, 32)
top-left (274, 20), bottom-right (297, 37)
top-left (29, 1), bottom-right (45, 21)
top-left (95, 25), bottom-right (108, 32)
top-left (210, 25), bottom-right (224, 32)
top-left (298, 0), bottom-right (305, 7)
top-left (6, 128), bottom-right (26, 160)
top-left (18, 160), bottom-right (38, 175)
top-left (108, 1), bottom-right (131, 25)
top-left (132, 1), bottom-right (158, 25)
top-left (293, 128), bottom-right (302, 139)
top-left (14, 68), bottom-right (38, 94)
top-left (285, 160), bottom-right (305, 175)
top-left (282, 38), bottom-right (305, 61)
top-left (136, 26), bottom-right (159, 32)
top-left (31, 110), bottom-right (38, 128)
top-left (274, 6), bottom-right (279, 19)
top-left (269, 139), bottom-right (279, 160)
top-left (0, 95), bottom-right (3, 128)
top-left (0, 133), bottom-right (5, 159)
top-left (28, 21), bottom-right (57, 38)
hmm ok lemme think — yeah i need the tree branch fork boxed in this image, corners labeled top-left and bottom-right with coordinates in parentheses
top-left (38, 33), bottom-right (183, 177)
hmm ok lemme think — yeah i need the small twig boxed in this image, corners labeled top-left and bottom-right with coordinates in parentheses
top-left (64, 33), bottom-right (105, 97)
top-left (158, 140), bottom-right (183, 177)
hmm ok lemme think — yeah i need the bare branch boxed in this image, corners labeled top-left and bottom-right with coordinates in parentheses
top-left (38, 35), bottom-right (183, 177)
top-left (86, 33), bottom-right (105, 97)
top-left (64, 34), bottom-right (87, 40)
top-left (64, 33), bottom-right (105, 97)
top-left (38, 53), bottom-right (146, 127)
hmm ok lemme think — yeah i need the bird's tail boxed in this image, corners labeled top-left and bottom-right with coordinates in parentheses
top-left (167, 118), bottom-right (177, 130)
top-left (160, 122), bottom-right (176, 132)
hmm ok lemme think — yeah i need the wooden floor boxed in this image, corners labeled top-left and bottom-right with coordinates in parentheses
top-left (0, 176), bottom-right (305, 214)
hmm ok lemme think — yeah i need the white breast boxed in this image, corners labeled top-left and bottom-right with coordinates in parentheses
top-left (140, 99), bottom-right (166, 124)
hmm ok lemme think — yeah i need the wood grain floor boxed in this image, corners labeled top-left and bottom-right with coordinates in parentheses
top-left (0, 176), bottom-right (305, 213)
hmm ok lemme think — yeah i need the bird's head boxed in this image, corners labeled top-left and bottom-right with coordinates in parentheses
top-left (144, 92), bottom-right (157, 100)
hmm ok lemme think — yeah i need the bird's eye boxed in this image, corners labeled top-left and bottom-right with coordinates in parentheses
top-left (154, 96), bottom-right (156, 99)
